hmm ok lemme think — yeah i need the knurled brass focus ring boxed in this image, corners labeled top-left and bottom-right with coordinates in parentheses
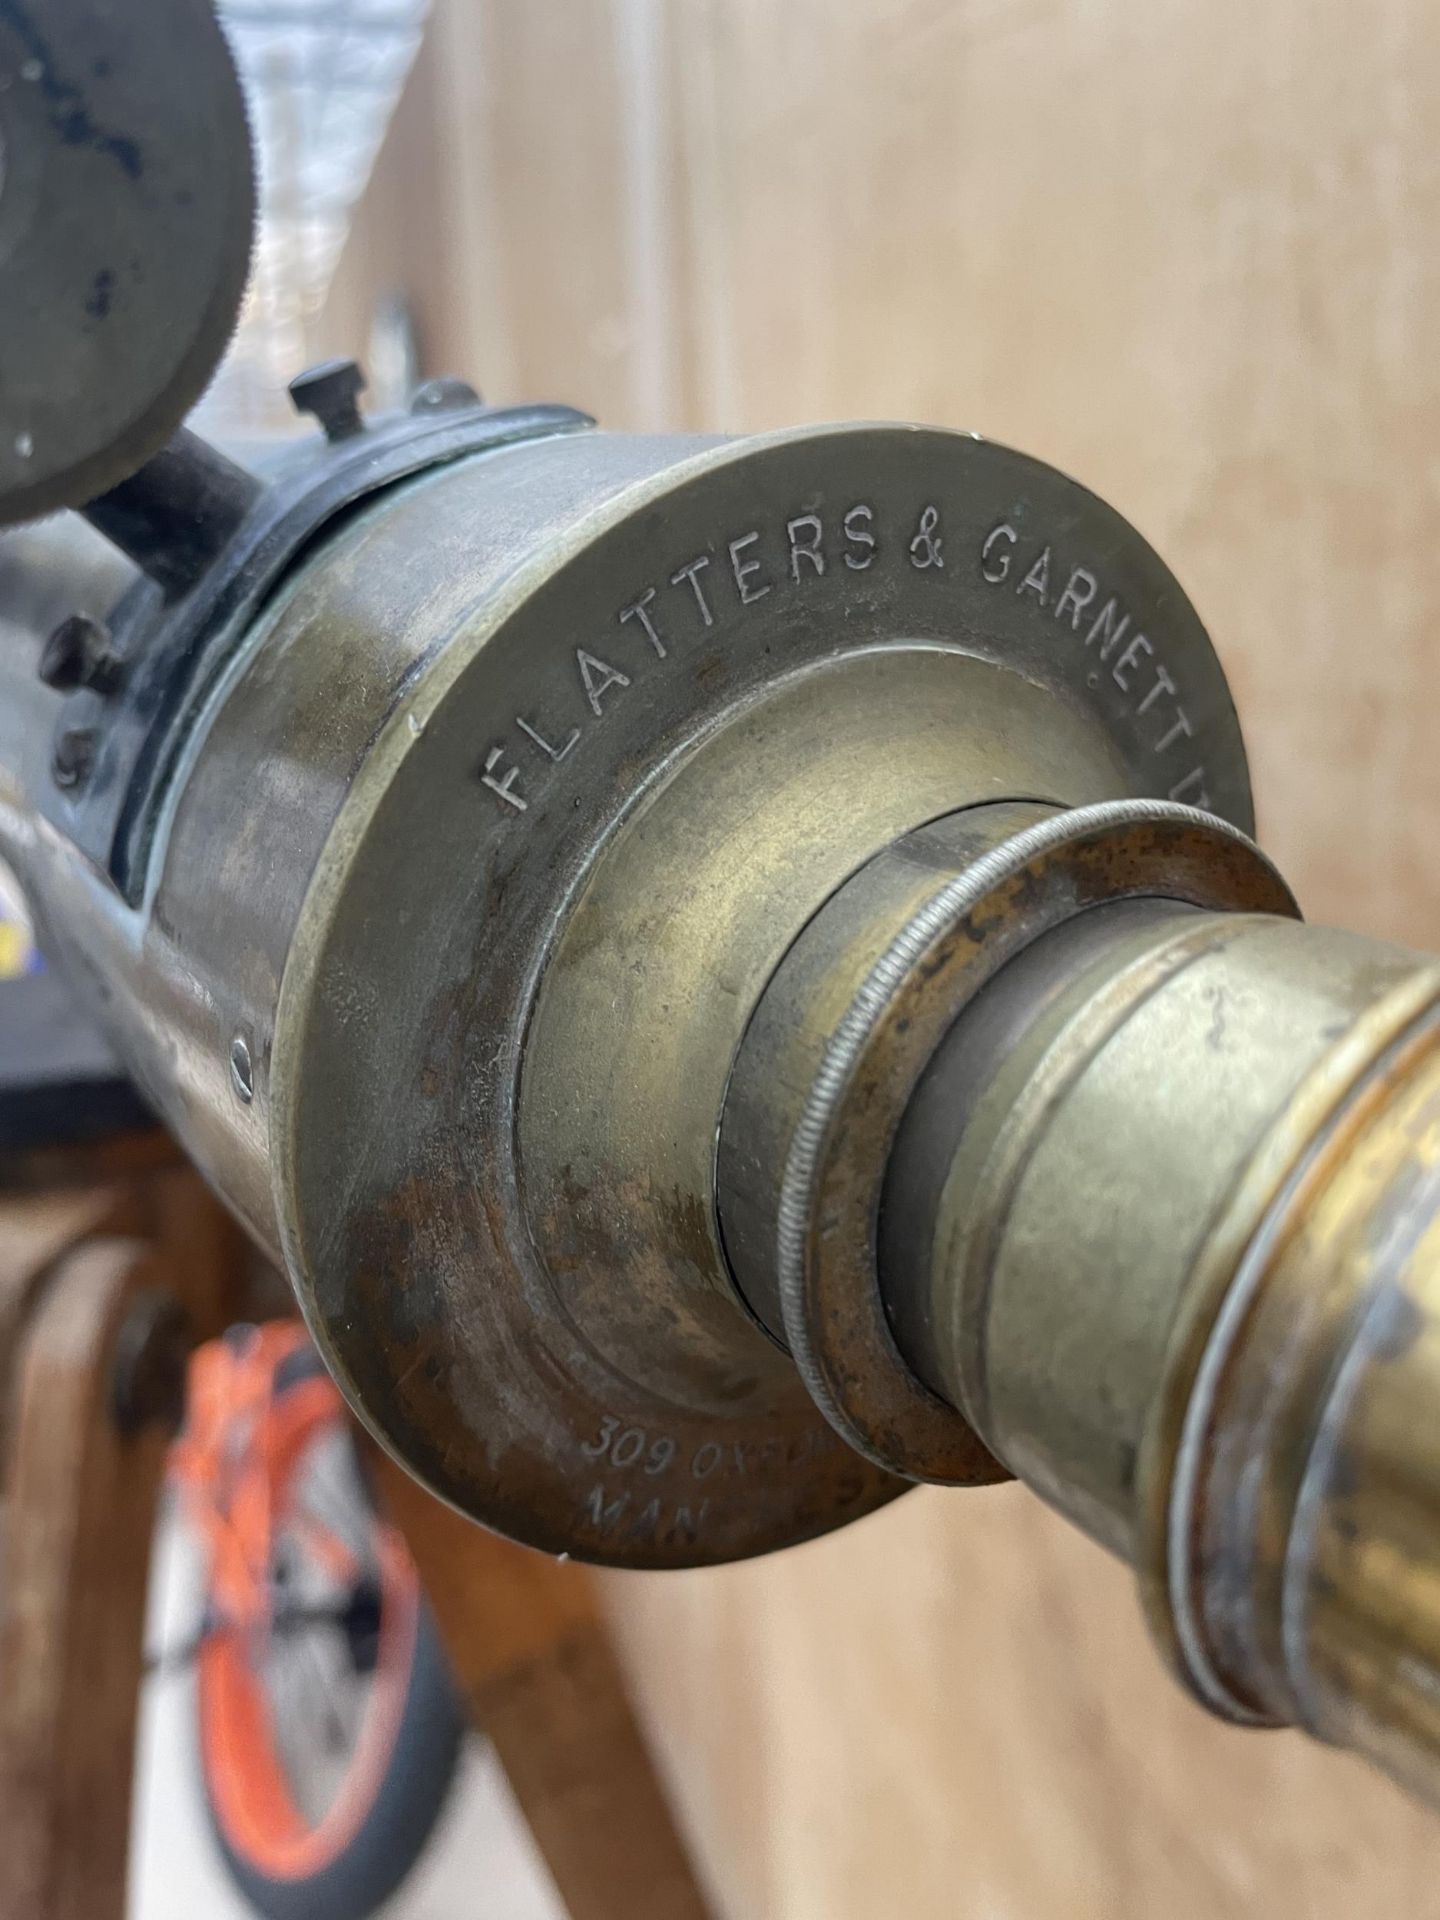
top-left (724, 798), bottom-right (1298, 1483)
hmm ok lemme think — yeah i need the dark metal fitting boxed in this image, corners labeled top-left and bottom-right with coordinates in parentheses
top-left (38, 613), bottom-right (123, 695)
top-left (289, 358), bottom-right (368, 442)
top-left (111, 1290), bottom-right (192, 1435)
top-left (51, 725), bottom-right (98, 790)
top-left (81, 428), bottom-right (264, 600)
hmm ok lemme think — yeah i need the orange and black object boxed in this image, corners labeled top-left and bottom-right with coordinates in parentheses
top-left (171, 1320), bottom-right (465, 1920)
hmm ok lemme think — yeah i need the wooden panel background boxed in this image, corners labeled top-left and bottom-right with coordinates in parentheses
top-left (316, 3), bottom-right (1440, 1912)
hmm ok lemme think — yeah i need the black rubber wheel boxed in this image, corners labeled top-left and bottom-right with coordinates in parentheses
top-left (203, 1597), bottom-right (466, 1920)
top-left (192, 1341), bottom-right (467, 1920)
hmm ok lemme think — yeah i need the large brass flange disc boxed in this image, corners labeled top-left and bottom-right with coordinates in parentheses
top-left (271, 423), bottom-right (1255, 1567)
top-left (0, 0), bottom-right (255, 523)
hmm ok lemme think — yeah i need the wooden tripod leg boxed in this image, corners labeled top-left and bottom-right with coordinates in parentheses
top-left (0, 1238), bottom-right (177, 1920)
top-left (375, 1454), bottom-right (718, 1920)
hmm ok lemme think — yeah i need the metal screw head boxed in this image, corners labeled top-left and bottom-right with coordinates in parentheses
top-left (38, 616), bottom-right (90, 691)
top-left (52, 724), bottom-right (97, 789)
top-left (229, 1030), bottom-right (255, 1102)
top-left (410, 375), bottom-right (482, 414)
top-left (38, 613), bottom-right (122, 694)
top-left (288, 358), bottom-right (368, 442)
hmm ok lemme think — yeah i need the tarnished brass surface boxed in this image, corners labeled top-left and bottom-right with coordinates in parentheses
top-left (719, 799), bottom-right (1057, 1485)
top-left (882, 883), bottom-right (1440, 1800)
top-left (1159, 1006), bottom-right (1440, 1775)
top-left (896, 911), bottom-right (1440, 1542)
top-left (723, 800), bottom-right (1293, 1484)
top-left (720, 800), bottom-right (1056, 1351)
top-left (1140, 965), bottom-right (1440, 1718)
top-left (521, 666), bottom-right (1100, 1424)
top-left (0, 419), bottom-right (1253, 1565)
top-left (261, 422), bottom-right (1247, 1565)
top-left (1288, 1045), bottom-right (1440, 1798)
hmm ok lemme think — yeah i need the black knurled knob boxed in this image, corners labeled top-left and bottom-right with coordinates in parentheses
top-left (38, 613), bottom-right (122, 694)
top-left (288, 359), bottom-right (368, 442)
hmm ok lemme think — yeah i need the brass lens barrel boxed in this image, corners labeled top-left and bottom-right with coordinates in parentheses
top-left (879, 884), bottom-right (1440, 1800)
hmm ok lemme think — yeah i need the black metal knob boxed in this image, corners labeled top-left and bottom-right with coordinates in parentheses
top-left (38, 614), bottom-right (122, 694)
top-left (288, 359), bottom-right (368, 442)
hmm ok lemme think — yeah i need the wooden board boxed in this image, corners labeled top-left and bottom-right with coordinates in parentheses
top-left (317, 2), bottom-right (1440, 1910)
top-left (374, 1450), bottom-right (718, 1920)
top-left (0, 1238), bottom-right (169, 1920)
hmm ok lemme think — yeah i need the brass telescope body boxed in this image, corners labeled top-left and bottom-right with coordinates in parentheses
top-left (5, 407), bottom-right (1440, 1803)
